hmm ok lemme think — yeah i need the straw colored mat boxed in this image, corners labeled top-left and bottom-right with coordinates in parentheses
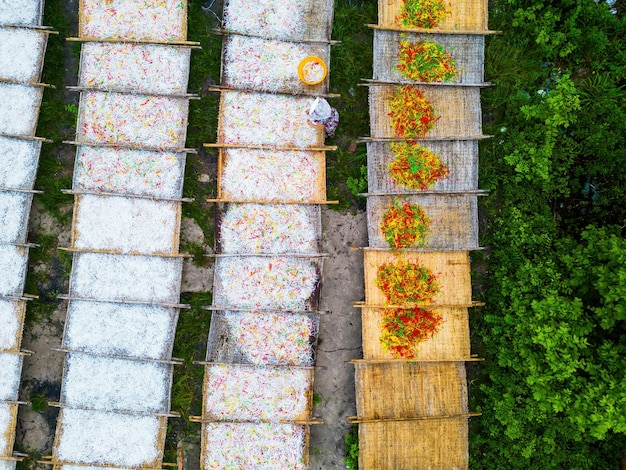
top-left (366, 194), bottom-right (479, 251)
top-left (373, 29), bottom-right (485, 85)
top-left (366, 140), bottom-right (479, 193)
top-left (360, 306), bottom-right (470, 360)
top-left (359, 418), bottom-right (469, 469)
top-left (354, 361), bottom-right (468, 418)
top-left (369, 84), bottom-right (482, 139)
top-left (378, 0), bottom-right (488, 32)
top-left (363, 249), bottom-right (473, 307)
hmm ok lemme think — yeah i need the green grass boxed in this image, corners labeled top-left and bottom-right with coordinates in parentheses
top-left (23, 230), bottom-right (71, 325)
top-left (327, 0), bottom-right (377, 211)
top-left (34, 0), bottom-right (77, 223)
top-left (164, 292), bottom-right (213, 462)
top-left (180, 0), bottom-right (223, 248)
top-left (344, 424), bottom-right (360, 469)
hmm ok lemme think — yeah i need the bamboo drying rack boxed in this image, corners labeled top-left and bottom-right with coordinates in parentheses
top-left (210, 148), bottom-right (336, 204)
top-left (68, 194), bottom-right (184, 256)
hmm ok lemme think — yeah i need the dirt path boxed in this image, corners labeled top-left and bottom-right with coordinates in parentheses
top-left (309, 208), bottom-right (367, 469)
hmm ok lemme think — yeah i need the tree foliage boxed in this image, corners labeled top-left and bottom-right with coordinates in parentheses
top-left (472, 0), bottom-right (626, 467)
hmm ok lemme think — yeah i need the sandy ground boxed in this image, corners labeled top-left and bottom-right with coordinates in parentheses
top-left (309, 209), bottom-right (367, 469)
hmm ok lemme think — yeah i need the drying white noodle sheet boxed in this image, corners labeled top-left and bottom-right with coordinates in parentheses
top-left (62, 353), bottom-right (170, 413)
top-left (55, 408), bottom-right (161, 467)
top-left (77, 91), bottom-right (188, 149)
top-left (70, 252), bottom-right (182, 303)
top-left (72, 194), bottom-right (179, 254)
top-left (220, 204), bottom-right (317, 254)
top-left (73, 146), bottom-right (185, 199)
top-left (223, 35), bottom-right (316, 93)
top-left (214, 256), bottom-right (318, 309)
top-left (64, 300), bottom-right (175, 360)
top-left (223, 0), bottom-right (310, 40)
top-left (79, 0), bottom-right (186, 41)
top-left (79, 42), bottom-right (190, 95)
top-left (0, 352), bottom-right (21, 400)
top-left (204, 364), bottom-right (311, 421)
top-left (203, 422), bottom-right (306, 470)
top-left (0, 136), bottom-right (40, 189)
top-left (0, 245), bottom-right (28, 297)
top-left (0, 191), bottom-right (29, 244)
top-left (0, 299), bottom-right (22, 351)
top-left (0, 401), bottom-right (16, 454)
top-left (0, 27), bottom-right (46, 83)
top-left (0, 83), bottom-right (42, 136)
top-left (0, 0), bottom-right (41, 26)
top-left (220, 91), bottom-right (319, 148)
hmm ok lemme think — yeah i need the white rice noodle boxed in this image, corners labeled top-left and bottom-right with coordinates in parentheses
top-left (220, 204), bottom-right (317, 254)
top-left (0, 0), bottom-right (41, 27)
top-left (56, 408), bottom-right (161, 467)
top-left (0, 458), bottom-right (16, 470)
top-left (0, 136), bottom-right (40, 190)
top-left (0, 83), bottom-right (42, 136)
top-left (73, 146), bottom-right (185, 199)
top-left (62, 353), bottom-right (171, 413)
top-left (0, 401), bottom-right (16, 455)
top-left (0, 191), bottom-right (30, 244)
top-left (214, 256), bottom-right (318, 309)
top-left (60, 466), bottom-right (132, 470)
top-left (77, 91), bottom-right (188, 149)
top-left (203, 422), bottom-right (306, 470)
top-left (223, 35), bottom-right (318, 93)
top-left (0, 245), bottom-right (28, 297)
top-left (79, 0), bottom-right (186, 42)
top-left (64, 300), bottom-right (176, 360)
top-left (204, 364), bottom-right (311, 421)
top-left (72, 194), bottom-right (179, 255)
top-left (222, 311), bottom-right (317, 366)
top-left (80, 42), bottom-right (190, 95)
top-left (0, 352), bottom-right (22, 401)
top-left (0, 299), bottom-right (22, 351)
top-left (0, 27), bottom-right (46, 83)
top-left (223, 0), bottom-right (310, 40)
top-left (220, 91), bottom-right (319, 148)
top-left (221, 148), bottom-right (320, 202)
top-left (70, 252), bottom-right (182, 303)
